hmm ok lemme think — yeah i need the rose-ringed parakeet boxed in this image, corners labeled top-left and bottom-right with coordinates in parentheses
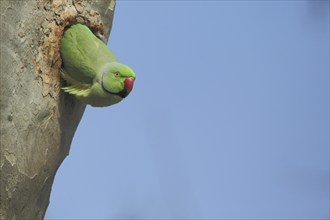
top-left (60, 24), bottom-right (136, 107)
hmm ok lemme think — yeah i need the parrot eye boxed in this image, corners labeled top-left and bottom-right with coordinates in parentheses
top-left (114, 72), bottom-right (121, 78)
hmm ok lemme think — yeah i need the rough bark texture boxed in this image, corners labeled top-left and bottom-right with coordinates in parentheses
top-left (0, 0), bottom-right (116, 219)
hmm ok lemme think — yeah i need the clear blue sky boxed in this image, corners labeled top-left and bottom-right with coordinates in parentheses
top-left (46, 1), bottom-right (329, 219)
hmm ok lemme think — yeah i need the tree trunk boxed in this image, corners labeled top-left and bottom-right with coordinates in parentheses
top-left (0, 0), bottom-right (116, 219)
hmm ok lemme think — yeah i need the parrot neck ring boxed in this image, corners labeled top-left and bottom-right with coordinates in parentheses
top-left (101, 72), bottom-right (129, 99)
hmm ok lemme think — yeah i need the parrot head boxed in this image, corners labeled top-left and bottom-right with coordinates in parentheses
top-left (101, 62), bottom-right (136, 99)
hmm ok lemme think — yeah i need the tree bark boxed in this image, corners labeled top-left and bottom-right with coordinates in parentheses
top-left (0, 0), bottom-right (116, 219)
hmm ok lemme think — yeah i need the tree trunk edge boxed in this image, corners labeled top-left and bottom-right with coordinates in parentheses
top-left (0, 0), bottom-right (116, 219)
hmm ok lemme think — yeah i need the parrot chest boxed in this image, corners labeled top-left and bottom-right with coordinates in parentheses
top-left (79, 83), bottom-right (123, 107)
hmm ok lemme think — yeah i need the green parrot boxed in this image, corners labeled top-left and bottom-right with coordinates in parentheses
top-left (60, 24), bottom-right (136, 107)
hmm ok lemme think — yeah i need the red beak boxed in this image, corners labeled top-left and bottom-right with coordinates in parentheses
top-left (124, 77), bottom-right (134, 92)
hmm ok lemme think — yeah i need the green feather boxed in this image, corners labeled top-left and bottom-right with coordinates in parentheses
top-left (61, 24), bottom-right (117, 84)
top-left (61, 69), bottom-right (91, 98)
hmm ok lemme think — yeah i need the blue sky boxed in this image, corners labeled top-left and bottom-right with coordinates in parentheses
top-left (46, 1), bottom-right (329, 219)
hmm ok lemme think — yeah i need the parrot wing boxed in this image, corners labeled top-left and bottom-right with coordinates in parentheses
top-left (61, 24), bottom-right (118, 84)
top-left (61, 69), bottom-right (92, 98)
